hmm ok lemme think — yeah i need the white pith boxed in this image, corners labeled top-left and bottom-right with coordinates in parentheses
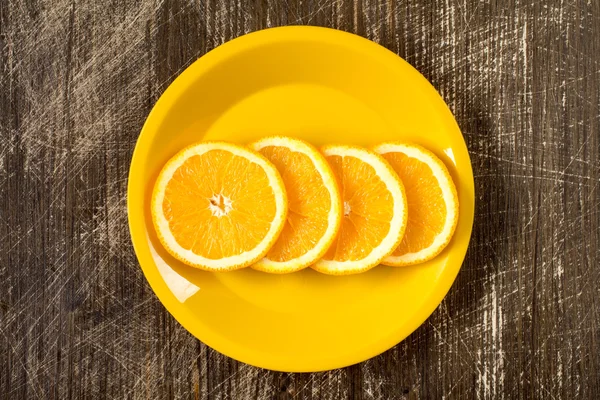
top-left (208, 194), bottom-right (233, 217)
top-left (343, 201), bottom-right (351, 216)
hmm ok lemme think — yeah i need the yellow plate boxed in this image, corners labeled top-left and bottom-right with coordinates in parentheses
top-left (128, 26), bottom-right (474, 372)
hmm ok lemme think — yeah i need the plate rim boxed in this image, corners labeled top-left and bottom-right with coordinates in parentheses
top-left (127, 25), bottom-right (475, 372)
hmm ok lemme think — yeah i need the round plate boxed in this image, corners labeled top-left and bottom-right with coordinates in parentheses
top-left (128, 26), bottom-right (474, 372)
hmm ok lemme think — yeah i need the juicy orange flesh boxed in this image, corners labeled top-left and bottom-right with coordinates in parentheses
top-left (162, 150), bottom-right (277, 259)
top-left (258, 146), bottom-right (331, 262)
top-left (323, 155), bottom-right (393, 262)
top-left (381, 152), bottom-right (446, 255)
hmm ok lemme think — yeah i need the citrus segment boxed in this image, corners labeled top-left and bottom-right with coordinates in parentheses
top-left (373, 143), bottom-right (459, 266)
top-left (249, 137), bottom-right (342, 273)
top-left (313, 145), bottom-right (408, 275)
top-left (151, 142), bottom-right (287, 271)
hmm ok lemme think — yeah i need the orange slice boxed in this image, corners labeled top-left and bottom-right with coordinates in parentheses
top-left (313, 145), bottom-right (408, 275)
top-left (249, 137), bottom-right (342, 273)
top-left (373, 143), bottom-right (459, 266)
top-left (151, 142), bottom-right (288, 271)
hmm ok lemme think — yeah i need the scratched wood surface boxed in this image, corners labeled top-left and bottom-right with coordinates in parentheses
top-left (1, 0), bottom-right (599, 398)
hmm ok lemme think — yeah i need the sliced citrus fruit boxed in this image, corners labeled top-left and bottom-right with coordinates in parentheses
top-left (249, 136), bottom-right (343, 273)
top-left (151, 141), bottom-right (288, 271)
top-left (312, 145), bottom-right (408, 275)
top-left (373, 143), bottom-right (459, 266)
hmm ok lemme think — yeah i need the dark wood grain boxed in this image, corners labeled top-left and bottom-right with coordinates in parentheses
top-left (1, 0), bottom-right (599, 398)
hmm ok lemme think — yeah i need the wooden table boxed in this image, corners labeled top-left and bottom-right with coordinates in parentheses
top-left (1, 0), bottom-right (599, 398)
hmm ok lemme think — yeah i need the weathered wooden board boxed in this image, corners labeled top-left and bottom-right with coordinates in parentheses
top-left (1, 0), bottom-right (599, 398)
